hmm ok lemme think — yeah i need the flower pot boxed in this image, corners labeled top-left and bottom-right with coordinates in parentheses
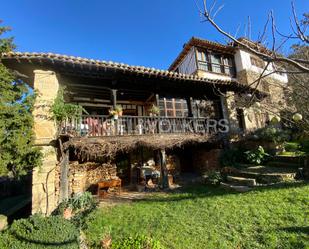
top-left (63, 208), bottom-right (73, 220)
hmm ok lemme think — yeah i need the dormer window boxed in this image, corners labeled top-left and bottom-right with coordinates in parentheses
top-left (250, 56), bottom-right (265, 68)
top-left (196, 48), bottom-right (236, 77)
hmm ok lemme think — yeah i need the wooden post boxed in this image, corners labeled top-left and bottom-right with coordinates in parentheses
top-left (155, 94), bottom-right (161, 134)
top-left (111, 89), bottom-right (117, 109)
top-left (59, 151), bottom-right (69, 202)
top-left (159, 149), bottom-right (169, 189)
top-left (155, 94), bottom-right (160, 106)
top-left (111, 89), bottom-right (118, 134)
top-left (186, 97), bottom-right (193, 117)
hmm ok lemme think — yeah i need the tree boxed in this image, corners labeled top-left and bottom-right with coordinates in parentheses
top-left (0, 21), bottom-right (41, 178)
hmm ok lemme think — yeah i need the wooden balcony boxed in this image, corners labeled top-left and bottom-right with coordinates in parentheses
top-left (60, 115), bottom-right (215, 137)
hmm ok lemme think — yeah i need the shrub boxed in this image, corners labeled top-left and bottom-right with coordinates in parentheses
top-left (284, 142), bottom-right (301, 152)
top-left (0, 214), bottom-right (79, 249)
top-left (206, 171), bottom-right (222, 185)
top-left (52, 191), bottom-right (98, 228)
top-left (299, 139), bottom-right (309, 153)
top-left (250, 127), bottom-right (290, 144)
top-left (244, 146), bottom-right (269, 165)
top-left (111, 235), bottom-right (164, 249)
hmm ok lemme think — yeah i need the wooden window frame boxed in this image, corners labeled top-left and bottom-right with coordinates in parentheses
top-left (196, 48), bottom-right (236, 77)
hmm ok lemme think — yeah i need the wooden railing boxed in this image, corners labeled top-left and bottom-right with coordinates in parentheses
top-left (60, 115), bottom-right (216, 137)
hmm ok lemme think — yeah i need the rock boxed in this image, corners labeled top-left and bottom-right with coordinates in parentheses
top-left (226, 176), bottom-right (256, 186)
top-left (0, 215), bottom-right (8, 231)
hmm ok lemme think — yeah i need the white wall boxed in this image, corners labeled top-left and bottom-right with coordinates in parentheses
top-left (234, 49), bottom-right (288, 83)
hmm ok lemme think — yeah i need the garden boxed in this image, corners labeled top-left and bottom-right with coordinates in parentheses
top-left (0, 126), bottom-right (308, 249)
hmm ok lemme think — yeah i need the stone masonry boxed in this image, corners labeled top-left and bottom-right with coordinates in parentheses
top-left (32, 70), bottom-right (59, 215)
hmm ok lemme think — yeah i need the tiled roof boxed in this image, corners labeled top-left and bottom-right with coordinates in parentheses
top-left (1, 51), bottom-right (238, 86)
top-left (168, 37), bottom-right (235, 71)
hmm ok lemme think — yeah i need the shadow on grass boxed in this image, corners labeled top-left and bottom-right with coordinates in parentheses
top-left (133, 181), bottom-right (309, 203)
top-left (279, 226), bottom-right (309, 235)
top-left (10, 231), bottom-right (79, 247)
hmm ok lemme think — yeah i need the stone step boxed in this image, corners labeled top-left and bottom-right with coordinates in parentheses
top-left (220, 182), bottom-right (252, 192)
top-left (273, 155), bottom-right (306, 164)
top-left (228, 165), bottom-right (298, 184)
top-left (267, 161), bottom-right (301, 168)
top-left (226, 176), bottom-right (256, 186)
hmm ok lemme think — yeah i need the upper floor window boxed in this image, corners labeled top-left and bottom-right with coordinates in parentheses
top-left (250, 56), bottom-right (265, 68)
top-left (159, 98), bottom-right (188, 117)
top-left (196, 49), bottom-right (236, 77)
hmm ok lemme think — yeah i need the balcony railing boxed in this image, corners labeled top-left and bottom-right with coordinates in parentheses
top-left (60, 115), bottom-right (216, 137)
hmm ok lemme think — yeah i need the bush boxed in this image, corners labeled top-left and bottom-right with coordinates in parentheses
top-left (206, 171), bottom-right (222, 185)
top-left (284, 142), bottom-right (301, 152)
top-left (299, 139), bottom-right (309, 153)
top-left (111, 235), bottom-right (164, 249)
top-left (52, 191), bottom-right (98, 228)
top-left (244, 146), bottom-right (269, 165)
top-left (250, 127), bottom-right (291, 144)
top-left (0, 215), bottom-right (79, 249)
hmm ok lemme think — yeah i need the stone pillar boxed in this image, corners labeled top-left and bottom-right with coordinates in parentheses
top-left (32, 70), bottom-right (59, 215)
top-left (220, 92), bottom-right (239, 135)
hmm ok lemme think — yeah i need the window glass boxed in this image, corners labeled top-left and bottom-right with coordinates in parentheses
top-left (159, 98), bottom-right (188, 117)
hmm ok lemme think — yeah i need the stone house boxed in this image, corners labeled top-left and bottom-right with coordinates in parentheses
top-left (0, 37), bottom-right (288, 214)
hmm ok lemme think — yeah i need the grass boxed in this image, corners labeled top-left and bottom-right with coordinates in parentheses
top-left (84, 183), bottom-right (309, 249)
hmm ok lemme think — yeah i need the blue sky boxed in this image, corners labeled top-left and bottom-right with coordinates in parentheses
top-left (1, 0), bottom-right (308, 69)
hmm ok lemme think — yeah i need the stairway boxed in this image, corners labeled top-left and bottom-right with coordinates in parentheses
top-left (221, 156), bottom-right (303, 192)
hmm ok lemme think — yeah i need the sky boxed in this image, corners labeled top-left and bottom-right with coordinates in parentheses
top-left (1, 0), bottom-right (308, 70)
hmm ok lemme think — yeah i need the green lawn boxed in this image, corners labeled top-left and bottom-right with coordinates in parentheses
top-left (85, 183), bottom-right (309, 249)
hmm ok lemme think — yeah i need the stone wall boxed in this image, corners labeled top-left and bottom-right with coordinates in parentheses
top-left (192, 149), bottom-right (222, 173)
top-left (32, 70), bottom-right (59, 215)
top-left (68, 162), bottom-right (118, 194)
top-left (236, 69), bottom-right (287, 131)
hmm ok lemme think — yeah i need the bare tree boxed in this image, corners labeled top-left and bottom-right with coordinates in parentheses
top-left (196, 0), bottom-right (309, 134)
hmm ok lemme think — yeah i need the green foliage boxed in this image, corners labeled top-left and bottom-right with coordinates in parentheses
top-left (245, 146), bottom-right (269, 165)
top-left (250, 127), bottom-right (290, 144)
top-left (206, 171), bottom-right (222, 185)
top-left (299, 139), bottom-right (309, 153)
top-left (112, 235), bottom-right (164, 249)
top-left (0, 22), bottom-right (41, 178)
top-left (284, 142), bottom-right (301, 152)
top-left (219, 148), bottom-right (245, 167)
top-left (52, 192), bottom-right (98, 228)
top-left (50, 87), bottom-right (85, 123)
top-left (149, 104), bottom-right (160, 115)
top-left (0, 214), bottom-right (79, 249)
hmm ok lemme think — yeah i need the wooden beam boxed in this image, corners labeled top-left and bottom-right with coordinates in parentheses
top-left (111, 89), bottom-right (117, 108)
top-left (159, 149), bottom-right (169, 189)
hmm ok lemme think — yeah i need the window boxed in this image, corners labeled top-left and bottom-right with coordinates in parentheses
top-left (250, 56), bottom-right (265, 68)
top-left (196, 48), bottom-right (236, 77)
top-left (159, 98), bottom-right (188, 117)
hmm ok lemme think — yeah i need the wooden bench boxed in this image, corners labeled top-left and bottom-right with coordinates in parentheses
top-left (97, 179), bottom-right (121, 198)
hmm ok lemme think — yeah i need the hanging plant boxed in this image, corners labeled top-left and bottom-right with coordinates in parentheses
top-left (109, 105), bottom-right (123, 119)
top-left (51, 87), bottom-right (86, 124)
top-left (149, 104), bottom-right (160, 116)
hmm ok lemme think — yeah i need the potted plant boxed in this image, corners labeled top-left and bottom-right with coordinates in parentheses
top-left (109, 105), bottom-right (123, 120)
top-left (63, 205), bottom-right (73, 220)
top-left (149, 104), bottom-right (160, 116)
